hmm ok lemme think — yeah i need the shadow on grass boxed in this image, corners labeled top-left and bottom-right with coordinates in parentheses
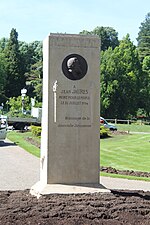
top-left (100, 135), bottom-right (113, 139)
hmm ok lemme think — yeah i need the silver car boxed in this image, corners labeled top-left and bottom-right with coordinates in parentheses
top-left (100, 117), bottom-right (117, 131)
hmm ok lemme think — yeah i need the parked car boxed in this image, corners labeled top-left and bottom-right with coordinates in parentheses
top-left (100, 117), bottom-right (117, 131)
top-left (0, 115), bottom-right (7, 140)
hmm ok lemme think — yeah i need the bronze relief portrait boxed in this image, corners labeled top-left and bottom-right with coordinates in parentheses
top-left (62, 54), bottom-right (88, 80)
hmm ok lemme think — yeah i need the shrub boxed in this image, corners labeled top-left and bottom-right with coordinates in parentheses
top-left (31, 125), bottom-right (41, 137)
top-left (100, 126), bottom-right (109, 138)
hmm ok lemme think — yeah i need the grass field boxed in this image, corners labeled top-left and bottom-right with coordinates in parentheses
top-left (113, 123), bottom-right (150, 133)
top-left (7, 131), bottom-right (40, 158)
top-left (100, 133), bottom-right (150, 172)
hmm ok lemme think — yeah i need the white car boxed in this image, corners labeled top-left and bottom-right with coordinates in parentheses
top-left (100, 117), bottom-right (117, 131)
top-left (0, 115), bottom-right (7, 140)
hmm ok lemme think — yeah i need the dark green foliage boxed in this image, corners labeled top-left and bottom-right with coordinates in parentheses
top-left (138, 56), bottom-right (150, 117)
top-left (4, 28), bottom-right (26, 97)
top-left (20, 41), bottom-right (43, 101)
top-left (0, 52), bottom-right (7, 97)
top-left (0, 93), bottom-right (7, 105)
top-left (25, 61), bottom-right (43, 102)
top-left (137, 12), bottom-right (150, 61)
top-left (80, 26), bottom-right (119, 51)
top-left (0, 39), bottom-right (8, 103)
top-left (0, 38), bottom-right (8, 52)
top-left (100, 35), bottom-right (142, 119)
top-left (0, 29), bottom-right (43, 104)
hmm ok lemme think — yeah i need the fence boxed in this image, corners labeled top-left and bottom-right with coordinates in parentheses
top-left (106, 118), bottom-right (150, 125)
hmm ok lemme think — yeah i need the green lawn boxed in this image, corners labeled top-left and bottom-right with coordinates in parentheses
top-left (100, 133), bottom-right (150, 172)
top-left (114, 123), bottom-right (150, 133)
top-left (7, 126), bottom-right (150, 181)
top-left (7, 131), bottom-right (40, 158)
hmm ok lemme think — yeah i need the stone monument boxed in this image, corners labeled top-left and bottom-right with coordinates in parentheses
top-left (31, 34), bottom-right (109, 196)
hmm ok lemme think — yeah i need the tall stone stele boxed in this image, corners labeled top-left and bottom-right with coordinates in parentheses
top-left (31, 34), bottom-right (106, 195)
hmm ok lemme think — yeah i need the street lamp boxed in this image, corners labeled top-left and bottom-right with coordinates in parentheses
top-left (6, 101), bottom-right (9, 112)
top-left (0, 103), bottom-right (4, 115)
top-left (21, 88), bottom-right (27, 114)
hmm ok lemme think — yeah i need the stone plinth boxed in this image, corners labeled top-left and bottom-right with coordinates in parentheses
top-left (30, 34), bottom-right (107, 196)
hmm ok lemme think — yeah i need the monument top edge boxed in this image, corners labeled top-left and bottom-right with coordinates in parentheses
top-left (47, 33), bottom-right (100, 40)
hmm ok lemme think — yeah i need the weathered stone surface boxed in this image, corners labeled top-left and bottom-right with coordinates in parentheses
top-left (31, 34), bottom-right (100, 195)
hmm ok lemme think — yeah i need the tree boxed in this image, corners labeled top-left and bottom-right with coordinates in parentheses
top-left (0, 38), bottom-right (9, 104)
top-left (20, 41), bottom-right (43, 101)
top-left (0, 38), bottom-right (8, 52)
top-left (80, 26), bottom-right (119, 51)
top-left (19, 40), bottom-right (42, 74)
top-left (100, 35), bottom-right (142, 119)
top-left (4, 28), bottom-right (26, 97)
top-left (0, 52), bottom-right (8, 104)
top-left (138, 55), bottom-right (150, 117)
top-left (0, 53), bottom-right (6, 91)
top-left (137, 12), bottom-right (150, 61)
top-left (8, 95), bottom-right (31, 117)
top-left (25, 61), bottom-right (43, 102)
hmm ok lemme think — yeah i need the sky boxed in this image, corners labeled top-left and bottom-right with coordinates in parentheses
top-left (0, 0), bottom-right (149, 45)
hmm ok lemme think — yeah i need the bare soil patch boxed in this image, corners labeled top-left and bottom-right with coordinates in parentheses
top-left (101, 166), bottom-right (150, 178)
top-left (0, 190), bottom-right (149, 225)
top-left (25, 136), bottom-right (41, 149)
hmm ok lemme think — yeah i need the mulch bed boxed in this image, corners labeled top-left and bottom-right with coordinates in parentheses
top-left (13, 132), bottom-right (149, 224)
top-left (25, 137), bottom-right (41, 149)
top-left (0, 189), bottom-right (149, 225)
top-left (101, 166), bottom-right (150, 178)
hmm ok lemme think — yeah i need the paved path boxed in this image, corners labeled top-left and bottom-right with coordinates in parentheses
top-left (0, 139), bottom-right (149, 192)
top-left (101, 176), bottom-right (150, 192)
top-left (0, 139), bottom-right (39, 190)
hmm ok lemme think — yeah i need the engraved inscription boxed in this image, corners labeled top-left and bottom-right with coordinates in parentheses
top-left (57, 85), bottom-right (91, 127)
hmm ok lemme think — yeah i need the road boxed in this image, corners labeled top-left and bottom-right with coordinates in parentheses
top-left (0, 139), bottom-right (39, 190)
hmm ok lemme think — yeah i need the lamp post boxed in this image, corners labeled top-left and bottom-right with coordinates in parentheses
top-left (6, 101), bottom-right (9, 112)
top-left (21, 88), bottom-right (27, 114)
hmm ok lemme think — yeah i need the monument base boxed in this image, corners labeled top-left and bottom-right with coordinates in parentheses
top-left (30, 181), bottom-right (111, 198)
